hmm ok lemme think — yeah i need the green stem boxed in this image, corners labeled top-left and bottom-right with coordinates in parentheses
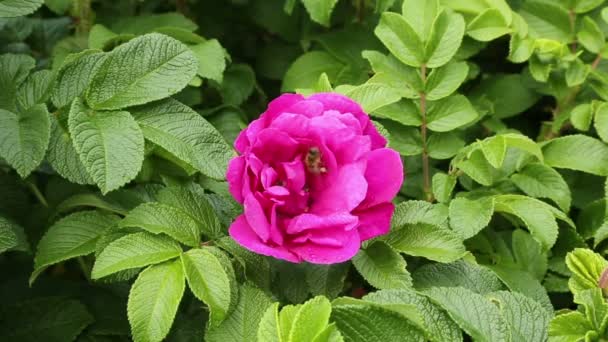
top-left (27, 181), bottom-right (48, 208)
top-left (77, 257), bottom-right (91, 282)
top-left (420, 64), bottom-right (433, 202)
top-left (73, 0), bottom-right (92, 36)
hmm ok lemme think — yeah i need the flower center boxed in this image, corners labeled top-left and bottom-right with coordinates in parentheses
top-left (305, 147), bottom-right (327, 174)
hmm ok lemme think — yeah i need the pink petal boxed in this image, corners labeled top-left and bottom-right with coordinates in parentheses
top-left (355, 203), bottom-right (394, 241)
top-left (310, 161), bottom-right (367, 214)
top-left (284, 99), bottom-right (324, 118)
top-left (270, 113), bottom-right (311, 139)
top-left (244, 194), bottom-right (271, 242)
top-left (227, 156), bottom-right (246, 203)
top-left (360, 148), bottom-right (404, 209)
top-left (260, 93), bottom-right (305, 126)
top-left (286, 212), bottom-right (358, 234)
top-left (290, 228), bottom-right (361, 264)
top-left (230, 215), bottom-right (299, 262)
top-left (251, 128), bottom-right (300, 163)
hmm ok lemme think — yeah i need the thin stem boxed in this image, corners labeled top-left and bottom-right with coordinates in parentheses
top-left (420, 64), bottom-right (433, 202)
top-left (27, 181), bottom-right (48, 207)
top-left (77, 257), bottom-right (91, 282)
top-left (568, 9), bottom-right (577, 53)
top-left (73, 0), bottom-right (92, 35)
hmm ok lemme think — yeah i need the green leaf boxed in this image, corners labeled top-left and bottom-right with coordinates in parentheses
top-left (364, 289), bottom-right (462, 342)
top-left (128, 260), bottom-right (185, 342)
top-left (301, 0), bottom-right (338, 27)
top-left (385, 222), bottom-right (467, 262)
top-left (289, 296), bottom-right (332, 342)
top-left (425, 61), bottom-right (469, 101)
top-left (512, 229), bottom-right (548, 280)
top-left (32, 210), bottom-right (119, 283)
top-left (401, 0), bottom-right (439, 41)
top-left (0, 0), bottom-right (43, 18)
top-left (363, 50), bottom-right (423, 98)
top-left (120, 202), bottom-right (201, 247)
top-left (487, 291), bottom-right (551, 342)
top-left (573, 0), bottom-right (605, 13)
top-left (206, 283), bottom-right (273, 342)
top-left (181, 248), bottom-right (235, 325)
top-left (488, 266), bottom-right (553, 313)
top-left (373, 99), bottom-right (421, 126)
top-left (493, 194), bottom-right (559, 251)
top-left (68, 98), bottom-right (144, 194)
top-left (51, 50), bottom-right (107, 109)
top-left (449, 196), bottom-right (495, 239)
top-left (426, 95), bottom-right (478, 132)
top-left (88, 24), bottom-right (118, 50)
top-left (257, 303), bottom-right (280, 342)
top-left (130, 99), bottom-right (233, 180)
top-left (502, 133), bottom-right (544, 161)
top-left (0, 53), bottom-right (35, 110)
top-left (111, 13), bottom-right (197, 35)
top-left (86, 33), bottom-right (197, 110)
top-left (467, 8), bottom-right (511, 42)
top-left (375, 12), bottom-right (425, 67)
top-left (219, 64), bottom-right (255, 106)
top-left (0, 297), bottom-right (93, 342)
top-left (594, 102), bottom-right (608, 143)
top-left (217, 237), bottom-right (271, 290)
top-left (305, 263), bottom-right (350, 299)
top-left (391, 200), bottom-right (449, 227)
top-left (480, 135), bottom-right (506, 168)
top-left (511, 163), bottom-right (571, 212)
top-left (570, 103), bottom-right (593, 131)
top-left (573, 288), bottom-right (608, 331)
top-left (428, 132), bottom-right (465, 159)
top-left (0, 105), bottom-right (50, 178)
top-left (543, 135), bottom-right (608, 176)
top-left (470, 74), bottom-right (540, 119)
top-left (17, 70), bottom-right (53, 110)
top-left (46, 114), bottom-right (93, 185)
top-left (352, 241), bottom-right (412, 290)
top-left (45, 0), bottom-right (73, 14)
top-left (577, 16), bottom-right (605, 53)
top-left (423, 287), bottom-right (509, 342)
top-left (455, 149), bottom-right (494, 186)
top-left (343, 83), bottom-right (402, 112)
top-left (282, 51), bottom-right (343, 92)
top-left (425, 10), bottom-right (466, 68)
top-left (566, 248), bottom-right (608, 294)
top-left (432, 172), bottom-right (457, 203)
top-left (414, 260), bottom-right (503, 294)
top-left (331, 302), bottom-right (426, 342)
top-left (190, 39), bottom-right (225, 83)
top-left (0, 215), bottom-right (28, 254)
top-left (548, 311), bottom-right (593, 341)
top-left (157, 185), bottom-right (223, 239)
top-left (382, 121), bottom-right (423, 156)
top-left (91, 232), bottom-right (182, 279)
top-left (519, 0), bottom-right (571, 42)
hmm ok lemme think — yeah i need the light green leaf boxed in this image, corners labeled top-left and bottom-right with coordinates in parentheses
top-left (488, 266), bottom-right (553, 313)
top-left (289, 296), bottom-right (332, 342)
top-left (455, 149), bottom-right (494, 186)
top-left (428, 132), bottom-right (465, 159)
top-left (493, 194), bottom-right (559, 251)
top-left (363, 50), bottom-right (423, 98)
top-left (31, 210), bottom-right (118, 283)
top-left (68, 98), bottom-right (144, 194)
top-left (570, 103), bottom-right (593, 131)
top-left (392, 200), bottom-right (449, 227)
top-left (88, 24), bottom-right (117, 50)
top-left (0, 105), bottom-right (50, 178)
top-left (511, 229), bottom-right (548, 280)
top-left (511, 163), bottom-right (571, 212)
top-left (401, 0), bottom-right (439, 41)
top-left (543, 135), bottom-right (608, 176)
top-left (372, 99), bottom-right (421, 126)
top-left (331, 302), bottom-right (426, 342)
top-left (257, 303), bottom-right (280, 342)
top-left (0, 0), bottom-right (43, 18)
top-left (344, 83), bottom-right (402, 113)
top-left (573, 288), bottom-right (608, 331)
top-left (423, 287), bottom-right (509, 342)
top-left (594, 102), bottom-right (608, 143)
top-left (51, 50), bottom-right (107, 109)
top-left (46, 114), bottom-right (93, 185)
top-left (573, 0), bottom-right (605, 13)
top-left (431, 172), bottom-right (456, 203)
top-left (577, 16), bottom-right (605, 53)
top-left (449, 196), bottom-right (495, 239)
top-left (467, 8), bottom-right (511, 42)
top-left (120, 202), bottom-right (201, 247)
top-left (425, 10), bottom-right (466, 68)
top-left (86, 33), bottom-right (197, 110)
top-left (375, 12), bottom-right (425, 67)
top-left (480, 135), bottom-right (506, 168)
top-left (548, 311), bottom-right (593, 341)
top-left (91, 232), bottom-right (182, 279)
top-left (352, 241), bottom-right (412, 290)
top-left (0, 216), bottom-right (28, 254)
top-left (206, 283), bottom-right (273, 342)
top-left (181, 248), bottom-right (234, 325)
top-left (502, 133), bottom-right (544, 161)
top-left (425, 61), bottom-right (469, 101)
top-left (282, 51), bottom-right (343, 92)
top-left (385, 222), bottom-right (466, 262)
top-left (301, 0), bottom-right (338, 27)
top-left (519, 0), bottom-right (571, 42)
top-left (566, 248), bottom-right (608, 294)
top-left (413, 260), bottom-right (503, 294)
top-left (157, 185), bottom-right (223, 239)
top-left (128, 260), bottom-right (185, 342)
top-left (191, 39), bottom-right (225, 83)
top-left (382, 121), bottom-right (423, 156)
top-left (426, 94), bottom-right (478, 132)
top-left (487, 291), bottom-right (551, 342)
top-left (364, 289), bottom-right (462, 342)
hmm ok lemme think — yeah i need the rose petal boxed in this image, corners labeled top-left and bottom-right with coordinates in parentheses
top-left (290, 228), bottom-right (361, 264)
top-left (310, 162), bottom-right (367, 214)
top-left (230, 215), bottom-right (299, 262)
top-left (359, 148), bottom-right (404, 208)
top-left (227, 156), bottom-right (246, 203)
top-left (251, 128), bottom-right (300, 163)
top-left (355, 202), bottom-right (394, 241)
top-left (244, 194), bottom-right (271, 242)
top-left (286, 212), bottom-right (358, 234)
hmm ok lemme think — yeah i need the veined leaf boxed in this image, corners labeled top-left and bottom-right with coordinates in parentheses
top-left (289, 296), bottom-right (332, 342)
top-left (301, 0), bottom-right (338, 27)
top-left (46, 114), bottom-right (93, 185)
top-left (426, 95), bottom-right (478, 132)
top-left (0, 53), bottom-right (35, 110)
top-left (305, 263), bottom-right (350, 299)
top-left (0, 0), bottom-right (43, 18)
top-left (413, 260), bottom-right (503, 294)
top-left (424, 10), bottom-right (466, 68)
top-left (511, 163), bottom-right (571, 212)
top-left (0, 215), bottom-right (28, 254)
top-left (86, 33), bottom-right (197, 110)
top-left (385, 222), bottom-right (466, 262)
top-left (190, 39), bottom-right (226, 83)
top-left (352, 241), bottom-right (412, 290)
top-left (487, 291), bottom-right (551, 342)
top-left (51, 50), bottom-right (107, 109)
top-left (128, 260), bottom-right (185, 342)
top-left (91, 232), bottom-right (182, 279)
top-left (543, 135), bottom-right (608, 176)
top-left (449, 196), bottom-right (495, 239)
top-left (375, 12), bottom-right (425, 67)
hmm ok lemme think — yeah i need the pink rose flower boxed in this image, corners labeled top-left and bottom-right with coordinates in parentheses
top-left (226, 93), bottom-right (404, 264)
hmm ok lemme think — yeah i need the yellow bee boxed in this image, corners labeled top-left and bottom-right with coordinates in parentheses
top-left (306, 147), bottom-right (327, 174)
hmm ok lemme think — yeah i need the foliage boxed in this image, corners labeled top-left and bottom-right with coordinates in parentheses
top-left (2, 0), bottom-right (608, 341)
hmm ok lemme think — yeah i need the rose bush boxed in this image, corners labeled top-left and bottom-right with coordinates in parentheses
top-left (227, 93), bottom-right (404, 263)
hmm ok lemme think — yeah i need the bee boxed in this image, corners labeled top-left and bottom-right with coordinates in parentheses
top-left (305, 147), bottom-right (327, 174)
